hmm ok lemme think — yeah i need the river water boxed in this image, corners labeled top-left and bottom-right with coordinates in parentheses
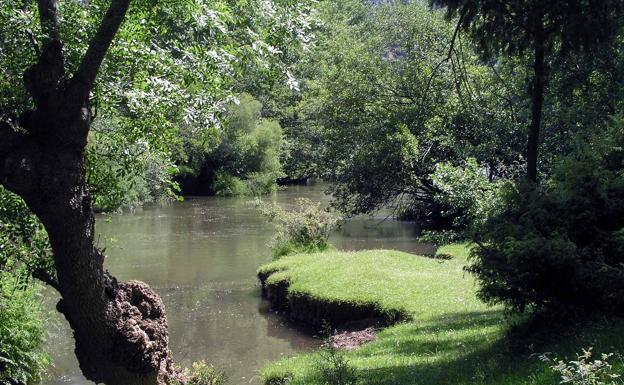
top-left (42, 183), bottom-right (432, 385)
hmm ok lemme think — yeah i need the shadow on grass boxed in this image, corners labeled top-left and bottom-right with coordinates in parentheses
top-left (295, 310), bottom-right (624, 385)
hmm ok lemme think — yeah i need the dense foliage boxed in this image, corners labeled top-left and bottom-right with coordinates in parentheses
top-left (0, 187), bottom-right (50, 384)
top-left (179, 94), bottom-right (285, 196)
top-left (273, 0), bottom-right (524, 226)
top-left (469, 125), bottom-right (624, 314)
top-left (0, 271), bottom-right (49, 385)
top-left (1, 0), bottom-right (317, 210)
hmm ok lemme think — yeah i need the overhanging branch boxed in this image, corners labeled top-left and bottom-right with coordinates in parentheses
top-left (32, 267), bottom-right (61, 292)
top-left (69, 0), bottom-right (132, 102)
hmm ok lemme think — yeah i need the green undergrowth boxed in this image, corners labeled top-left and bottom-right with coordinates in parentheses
top-left (259, 244), bottom-right (624, 385)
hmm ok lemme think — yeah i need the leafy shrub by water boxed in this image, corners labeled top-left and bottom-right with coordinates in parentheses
top-left (0, 188), bottom-right (51, 384)
top-left (0, 271), bottom-right (49, 385)
top-left (256, 198), bottom-right (342, 258)
top-left (469, 127), bottom-right (624, 314)
top-left (186, 361), bottom-right (226, 385)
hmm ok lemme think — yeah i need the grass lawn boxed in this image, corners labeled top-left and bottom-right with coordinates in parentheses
top-left (258, 245), bottom-right (624, 385)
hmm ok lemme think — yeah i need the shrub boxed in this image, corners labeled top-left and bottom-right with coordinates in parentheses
top-left (314, 324), bottom-right (358, 385)
top-left (540, 348), bottom-right (622, 385)
top-left (0, 271), bottom-right (49, 385)
top-left (213, 172), bottom-right (249, 197)
top-left (469, 126), bottom-right (624, 314)
top-left (186, 361), bottom-right (226, 385)
top-left (256, 198), bottom-right (342, 258)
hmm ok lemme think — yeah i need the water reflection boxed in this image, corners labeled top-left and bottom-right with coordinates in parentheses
top-left (42, 183), bottom-right (431, 385)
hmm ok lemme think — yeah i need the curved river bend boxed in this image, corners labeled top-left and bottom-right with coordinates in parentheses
top-left (43, 184), bottom-right (432, 385)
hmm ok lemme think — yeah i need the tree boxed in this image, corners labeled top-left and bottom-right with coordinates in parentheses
top-left (0, 1), bottom-right (183, 383)
top-left (431, 0), bottom-right (624, 182)
top-left (292, 0), bottom-right (522, 226)
top-left (0, 1), bottom-right (315, 384)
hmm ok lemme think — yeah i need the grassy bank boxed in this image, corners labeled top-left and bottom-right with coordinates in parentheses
top-left (258, 245), bottom-right (624, 385)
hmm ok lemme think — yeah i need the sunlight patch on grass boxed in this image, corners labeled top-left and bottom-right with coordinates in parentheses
top-left (259, 244), bottom-right (624, 385)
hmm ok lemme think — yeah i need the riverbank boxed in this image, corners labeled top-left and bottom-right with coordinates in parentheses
top-left (258, 245), bottom-right (624, 385)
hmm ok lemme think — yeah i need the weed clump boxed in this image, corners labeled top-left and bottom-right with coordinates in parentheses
top-left (255, 198), bottom-right (342, 259)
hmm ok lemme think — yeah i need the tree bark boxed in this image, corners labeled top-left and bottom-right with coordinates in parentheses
top-left (527, 34), bottom-right (547, 182)
top-left (0, 1), bottom-right (184, 384)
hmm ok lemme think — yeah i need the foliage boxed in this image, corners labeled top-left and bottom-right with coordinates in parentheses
top-left (256, 198), bottom-right (341, 258)
top-left (284, 0), bottom-right (522, 227)
top-left (201, 94), bottom-right (285, 197)
top-left (432, 158), bottom-right (507, 231)
top-left (0, 186), bottom-right (53, 278)
top-left (0, 271), bottom-right (49, 385)
top-left (432, 0), bottom-right (624, 180)
top-left (87, 118), bottom-right (179, 212)
top-left (1, 0), bottom-right (317, 211)
top-left (186, 361), bottom-right (226, 385)
top-left (0, 186), bottom-right (51, 385)
top-left (433, 0), bottom-right (624, 59)
top-left (180, 94), bottom-right (285, 196)
top-left (541, 349), bottom-right (622, 385)
top-left (468, 125), bottom-right (624, 314)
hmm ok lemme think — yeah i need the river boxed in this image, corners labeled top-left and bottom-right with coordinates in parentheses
top-left (42, 183), bottom-right (432, 385)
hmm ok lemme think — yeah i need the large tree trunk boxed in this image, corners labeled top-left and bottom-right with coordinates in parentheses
top-left (0, 1), bottom-right (184, 384)
top-left (527, 34), bottom-right (547, 182)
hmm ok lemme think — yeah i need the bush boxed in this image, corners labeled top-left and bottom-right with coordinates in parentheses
top-left (540, 348), bottom-right (622, 385)
top-left (186, 361), bottom-right (226, 385)
top-left (213, 172), bottom-right (249, 197)
top-left (432, 158), bottom-right (507, 231)
top-left (0, 186), bottom-right (54, 281)
top-left (315, 325), bottom-right (358, 385)
top-left (256, 198), bottom-right (342, 259)
top-left (0, 188), bottom-right (51, 384)
top-left (0, 271), bottom-right (49, 385)
top-left (469, 127), bottom-right (624, 314)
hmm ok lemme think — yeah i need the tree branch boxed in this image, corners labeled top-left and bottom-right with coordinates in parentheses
top-left (69, 0), bottom-right (132, 102)
top-left (419, 8), bottom-right (465, 116)
top-left (0, 119), bottom-right (38, 198)
top-left (32, 267), bottom-right (61, 292)
top-left (25, 29), bottom-right (41, 57)
top-left (37, 0), bottom-right (60, 41)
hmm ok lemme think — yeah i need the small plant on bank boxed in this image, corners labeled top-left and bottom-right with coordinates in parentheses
top-left (186, 361), bottom-right (226, 385)
top-left (255, 198), bottom-right (342, 259)
top-left (540, 348), bottom-right (623, 385)
top-left (315, 323), bottom-right (358, 385)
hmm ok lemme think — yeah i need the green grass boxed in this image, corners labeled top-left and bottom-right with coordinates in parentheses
top-left (259, 245), bottom-right (624, 385)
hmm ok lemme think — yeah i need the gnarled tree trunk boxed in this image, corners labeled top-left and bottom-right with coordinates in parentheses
top-left (0, 1), bottom-right (183, 384)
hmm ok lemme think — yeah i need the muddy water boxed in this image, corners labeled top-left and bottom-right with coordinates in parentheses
top-left (42, 183), bottom-right (433, 385)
